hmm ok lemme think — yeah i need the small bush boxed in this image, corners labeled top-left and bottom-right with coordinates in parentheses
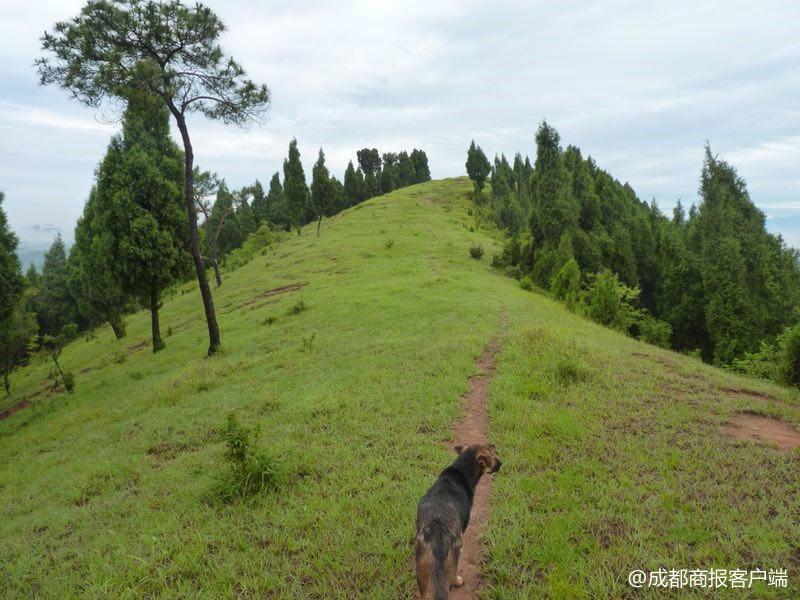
top-left (167, 325), bottom-right (173, 337)
top-left (550, 259), bottom-right (581, 310)
top-left (519, 276), bottom-right (533, 291)
top-left (469, 244), bottom-right (484, 260)
top-left (777, 324), bottom-right (800, 388)
top-left (262, 316), bottom-right (278, 326)
top-left (114, 351), bottom-right (127, 364)
top-left (731, 341), bottom-right (778, 380)
top-left (384, 238), bottom-right (394, 249)
top-left (637, 315), bottom-right (672, 348)
top-left (287, 300), bottom-right (307, 316)
top-left (210, 413), bottom-right (282, 504)
top-left (62, 372), bottom-right (75, 393)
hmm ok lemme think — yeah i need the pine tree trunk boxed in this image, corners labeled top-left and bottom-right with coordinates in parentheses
top-left (150, 288), bottom-right (165, 353)
top-left (3, 370), bottom-right (10, 396)
top-left (210, 239), bottom-right (222, 287)
top-left (213, 258), bottom-right (222, 287)
top-left (109, 316), bottom-right (126, 340)
top-left (171, 109), bottom-right (221, 355)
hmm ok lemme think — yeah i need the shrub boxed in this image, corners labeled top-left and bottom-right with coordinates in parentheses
top-left (262, 316), bottom-right (277, 326)
top-left (777, 324), bottom-right (800, 388)
top-left (226, 225), bottom-right (289, 271)
top-left (637, 314), bottom-right (672, 348)
top-left (384, 238), bottom-right (394, 249)
top-left (519, 276), bottom-right (533, 291)
top-left (731, 341), bottom-right (778, 380)
top-left (550, 259), bottom-right (581, 310)
top-left (469, 244), bottom-right (484, 260)
top-left (210, 413), bottom-right (282, 504)
top-left (62, 372), bottom-right (75, 393)
top-left (582, 270), bottom-right (640, 331)
top-left (287, 300), bottom-right (307, 315)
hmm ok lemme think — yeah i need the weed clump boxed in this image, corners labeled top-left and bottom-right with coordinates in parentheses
top-left (519, 276), bottom-right (533, 291)
top-left (469, 244), bottom-right (484, 260)
top-left (384, 238), bottom-right (394, 249)
top-left (210, 413), bottom-right (282, 504)
top-left (287, 300), bottom-right (307, 315)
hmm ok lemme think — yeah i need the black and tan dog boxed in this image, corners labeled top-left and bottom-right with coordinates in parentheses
top-left (414, 444), bottom-right (502, 599)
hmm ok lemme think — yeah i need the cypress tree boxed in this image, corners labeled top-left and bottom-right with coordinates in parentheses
top-left (310, 148), bottom-right (336, 236)
top-left (93, 91), bottom-right (189, 352)
top-left (466, 141), bottom-right (491, 193)
top-left (283, 139), bottom-right (309, 234)
top-left (343, 161), bottom-right (362, 208)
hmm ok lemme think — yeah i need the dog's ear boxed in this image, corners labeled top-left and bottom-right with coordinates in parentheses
top-left (454, 444), bottom-right (464, 454)
top-left (477, 454), bottom-right (490, 470)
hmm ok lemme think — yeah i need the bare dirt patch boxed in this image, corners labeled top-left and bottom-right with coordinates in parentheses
top-left (238, 281), bottom-right (307, 310)
top-left (723, 412), bottom-right (800, 452)
top-left (0, 399), bottom-right (30, 421)
top-left (449, 312), bottom-right (506, 600)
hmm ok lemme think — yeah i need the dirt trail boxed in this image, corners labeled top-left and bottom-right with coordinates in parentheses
top-left (449, 313), bottom-right (506, 599)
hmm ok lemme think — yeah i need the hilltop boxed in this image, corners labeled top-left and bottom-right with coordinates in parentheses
top-left (1, 178), bottom-right (798, 598)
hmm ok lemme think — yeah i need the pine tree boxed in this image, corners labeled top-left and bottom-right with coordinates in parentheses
top-left (283, 139), bottom-right (309, 234)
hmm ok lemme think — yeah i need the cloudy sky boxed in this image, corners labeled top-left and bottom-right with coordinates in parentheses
top-left (2, 0), bottom-right (800, 263)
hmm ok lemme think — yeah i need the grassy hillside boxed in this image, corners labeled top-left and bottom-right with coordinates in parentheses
top-left (1, 178), bottom-right (798, 598)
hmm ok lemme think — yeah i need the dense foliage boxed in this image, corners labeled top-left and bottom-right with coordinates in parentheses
top-left (478, 122), bottom-right (800, 381)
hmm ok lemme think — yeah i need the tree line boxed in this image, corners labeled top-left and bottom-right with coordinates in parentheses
top-left (468, 122), bottom-right (800, 386)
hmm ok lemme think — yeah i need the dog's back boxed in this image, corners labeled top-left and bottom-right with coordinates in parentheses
top-left (415, 473), bottom-right (471, 599)
top-left (415, 445), bottom-right (501, 599)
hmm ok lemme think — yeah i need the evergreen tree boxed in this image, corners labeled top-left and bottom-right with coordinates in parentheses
top-left (283, 139), bottom-right (309, 234)
top-left (25, 263), bottom-right (40, 288)
top-left (343, 161), bottom-right (362, 208)
top-left (236, 190), bottom-right (257, 240)
top-left (465, 141), bottom-right (491, 193)
top-left (380, 153), bottom-right (398, 194)
top-left (249, 180), bottom-right (268, 225)
top-left (310, 149), bottom-right (336, 236)
top-left (397, 151), bottom-right (415, 188)
top-left (357, 148), bottom-right (381, 198)
top-left (93, 91), bottom-right (189, 352)
top-left (0, 191), bottom-right (23, 328)
top-left (410, 149), bottom-right (431, 183)
top-left (265, 172), bottom-right (289, 230)
top-left (71, 188), bottom-right (131, 338)
top-left (0, 293), bottom-right (38, 395)
top-left (36, 234), bottom-right (78, 337)
top-left (530, 122), bottom-right (578, 247)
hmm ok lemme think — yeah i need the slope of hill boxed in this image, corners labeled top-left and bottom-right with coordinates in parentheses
top-left (1, 178), bottom-right (798, 598)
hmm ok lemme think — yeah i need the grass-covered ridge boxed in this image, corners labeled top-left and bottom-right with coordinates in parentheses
top-left (1, 178), bottom-right (798, 598)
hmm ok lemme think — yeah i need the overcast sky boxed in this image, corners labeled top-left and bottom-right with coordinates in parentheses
top-left (2, 0), bottom-right (800, 262)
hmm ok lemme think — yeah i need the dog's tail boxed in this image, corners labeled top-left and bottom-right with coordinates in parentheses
top-left (415, 533), bottom-right (450, 599)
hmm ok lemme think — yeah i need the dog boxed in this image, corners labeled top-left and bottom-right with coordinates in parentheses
top-left (414, 444), bottom-right (502, 599)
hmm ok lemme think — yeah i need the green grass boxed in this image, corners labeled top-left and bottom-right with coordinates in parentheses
top-left (1, 177), bottom-right (798, 598)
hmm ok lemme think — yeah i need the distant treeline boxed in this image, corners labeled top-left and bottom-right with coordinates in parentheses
top-left (468, 122), bottom-right (800, 385)
top-left (0, 91), bottom-right (430, 394)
